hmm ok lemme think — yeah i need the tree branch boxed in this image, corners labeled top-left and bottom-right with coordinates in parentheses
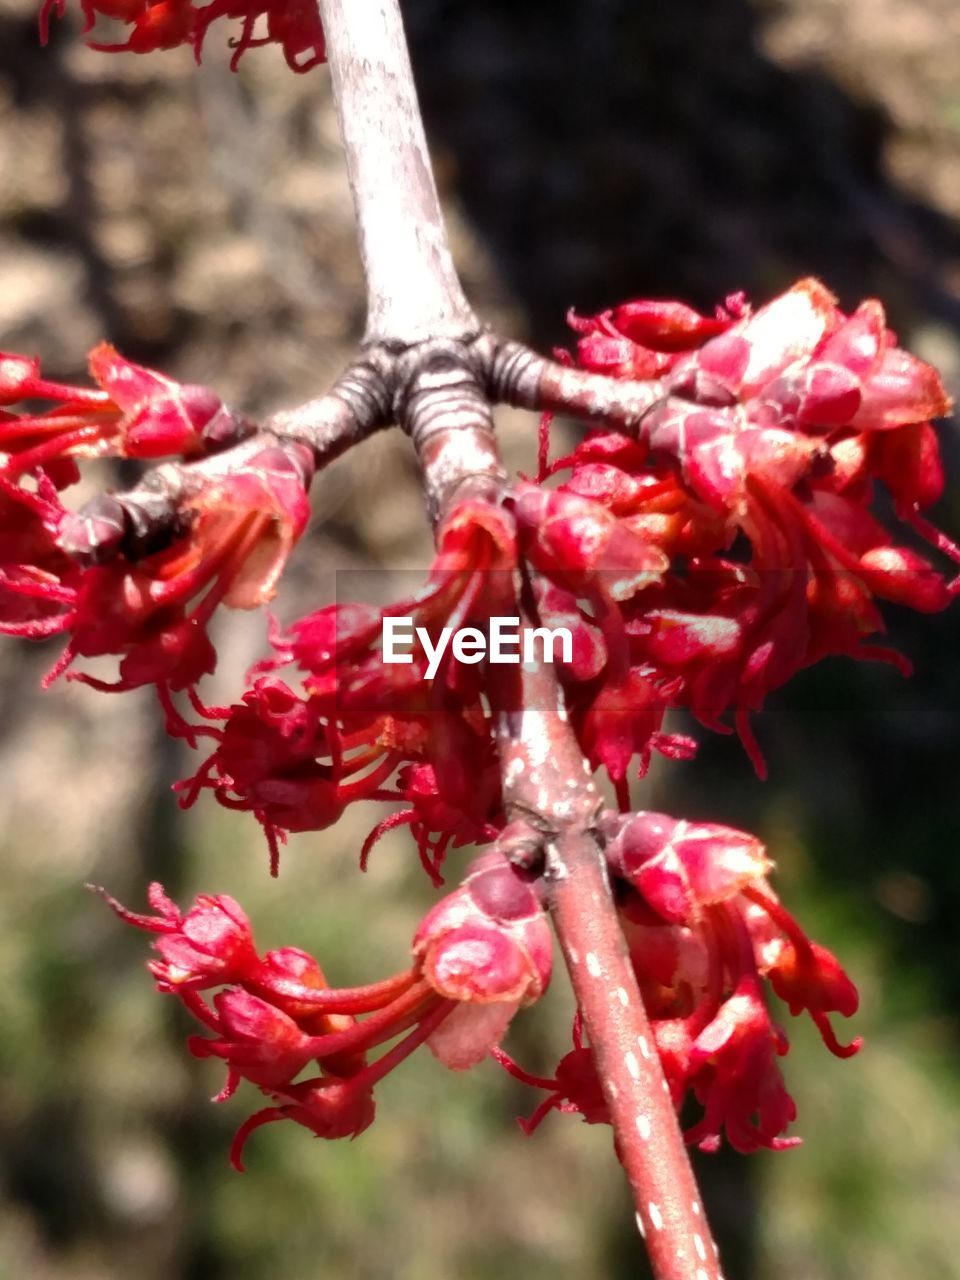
top-left (318, 0), bottom-right (479, 344)
top-left (371, 259), bottom-right (725, 1274)
top-left (47, 8), bottom-right (728, 1271)
top-left (490, 633), bottom-right (722, 1280)
top-left (399, 334), bottom-right (506, 522)
top-left (489, 339), bottom-right (668, 431)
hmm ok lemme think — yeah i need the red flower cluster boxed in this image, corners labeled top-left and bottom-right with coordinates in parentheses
top-left (174, 476), bottom-right (691, 862)
top-left (0, 345), bottom-right (239, 473)
top-left (2, 278), bottom-right (953, 1171)
top-left (177, 500), bottom-right (515, 874)
top-left (546, 279), bottom-right (957, 773)
top-left (139, 282), bottom-right (956, 891)
top-left (39, 0), bottom-right (325, 71)
top-left (496, 811), bottom-right (860, 1153)
top-left (0, 346), bottom-right (309, 701)
top-left (97, 850), bottom-right (551, 1166)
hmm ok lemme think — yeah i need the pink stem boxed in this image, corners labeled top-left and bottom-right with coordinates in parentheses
top-left (489, 625), bottom-right (723, 1280)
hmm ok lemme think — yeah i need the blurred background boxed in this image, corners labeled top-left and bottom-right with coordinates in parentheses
top-left (1, 0), bottom-right (959, 1276)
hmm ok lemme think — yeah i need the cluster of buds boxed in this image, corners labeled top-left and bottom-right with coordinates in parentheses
top-left (40, 0), bottom-right (325, 71)
top-left (497, 811), bottom-right (860, 1153)
top-left (541, 278), bottom-right (958, 774)
top-left (96, 849), bottom-right (551, 1167)
top-left (0, 277), bottom-right (954, 1170)
top-left (9, 2), bottom-right (959, 1261)
top-left (0, 346), bottom-right (310, 702)
top-left (176, 500), bottom-right (517, 875)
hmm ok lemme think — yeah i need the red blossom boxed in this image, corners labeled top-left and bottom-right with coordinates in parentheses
top-left (497, 810), bottom-right (859, 1154)
top-left (8, 276), bottom-right (953, 1183)
top-left (53, 443), bottom-right (309, 696)
top-left (413, 851), bottom-right (552, 1069)
top-left (361, 756), bottom-right (502, 885)
top-left (0, 343), bottom-right (240, 476)
top-left (493, 1014), bottom-right (610, 1134)
top-left (93, 881), bottom-right (259, 988)
top-left (39, 0), bottom-right (326, 71)
top-left (512, 481), bottom-right (668, 602)
top-left (178, 501), bottom-right (516, 873)
top-left (683, 978), bottom-right (800, 1155)
top-left (0, 474), bottom-right (78, 637)
top-left (176, 675), bottom-right (403, 873)
top-left (539, 280), bottom-right (958, 773)
top-left (611, 810), bottom-right (860, 1150)
top-left (229, 1075), bottom-right (375, 1171)
top-left (101, 857), bottom-right (550, 1165)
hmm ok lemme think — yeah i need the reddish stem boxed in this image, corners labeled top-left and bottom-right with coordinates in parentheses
top-left (489, 631), bottom-right (723, 1280)
top-left (550, 830), bottom-right (722, 1279)
top-left (490, 338), bottom-right (667, 431)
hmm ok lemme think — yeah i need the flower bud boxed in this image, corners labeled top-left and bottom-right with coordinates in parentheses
top-left (413, 854), bottom-right (552, 1069)
top-left (414, 853), bottom-right (551, 1006)
top-left (605, 811), bottom-right (771, 924)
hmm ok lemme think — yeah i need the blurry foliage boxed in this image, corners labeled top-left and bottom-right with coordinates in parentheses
top-left (0, 0), bottom-right (959, 1276)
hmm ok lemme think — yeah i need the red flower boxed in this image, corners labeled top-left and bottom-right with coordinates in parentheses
top-left (94, 881), bottom-right (259, 989)
top-left (229, 1076), bottom-right (376, 1171)
top-left (568, 293), bottom-right (743, 381)
top-left (682, 977), bottom-right (799, 1154)
top-left (609, 810), bottom-right (860, 1151)
top-left (177, 676), bottom-right (401, 873)
top-left (512, 482), bottom-right (668, 602)
top-left (54, 443), bottom-right (310, 696)
top-left (0, 343), bottom-right (241, 477)
top-left (493, 1013), bottom-right (610, 1134)
top-left (11, 277), bottom-right (951, 1178)
top-left (0, 473), bottom-right (78, 638)
top-left (102, 855), bottom-right (551, 1167)
top-left (184, 501), bottom-right (516, 873)
top-left (543, 280), bottom-right (958, 772)
top-left (413, 851), bottom-right (552, 1069)
top-left (361, 759), bottom-right (501, 885)
top-left (39, 0), bottom-right (326, 71)
top-left (0, 346), bottom-right (305, 701)
top-left (496, 810), bottom-right (859, 1154)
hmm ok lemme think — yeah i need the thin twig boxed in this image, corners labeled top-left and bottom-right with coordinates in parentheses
top-left (489, 338), bottom-right (667, 430)
top-left (318, 0), bottom-right (479, 344)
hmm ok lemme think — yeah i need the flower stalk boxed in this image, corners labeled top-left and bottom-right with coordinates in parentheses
top-left (490, 634), bottom-right (722, 1280)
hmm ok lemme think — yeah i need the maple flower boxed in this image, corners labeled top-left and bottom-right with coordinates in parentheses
top-left (509, 479), bottom-right (701, 797)
top-left (549, 279), bottom-right (958, 772)
top-left (0, 472), bottom-right (78, 638)
top-left (360, 734), bottom-right (503, 885)
top-left (0, 344), bottom-right (291, 698)
top-left (99, 852), bottom-right (551, 1168)
top-left (412, 851), bottom-right (552, 1069)
top-left (288, 498), bottom-right (519, 685)
top-left (0, 344), bottom-right (243, 477)
top-left (93, 880), bottom-right (260, 989)
top-left (175, 501), bottom-right (514, 872)
top-left (496, 809), bottom-right (859, 1154)
top-left (39, 0), bottom-right (326, 72)
top-left (492, 1012), bottom-right (610, 1134)
top-left (0, 442), bottom-right (312, 703)
top-left (176, 674), bottom-right (406, 874)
